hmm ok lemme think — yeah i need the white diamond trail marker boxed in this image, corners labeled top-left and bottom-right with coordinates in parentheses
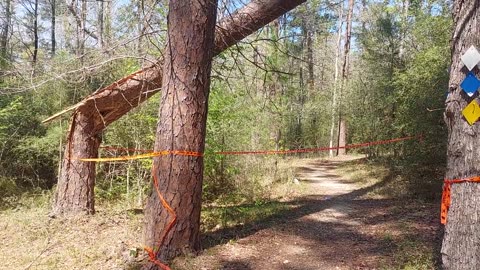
top-left (461, 45), bottom-right (480, 71)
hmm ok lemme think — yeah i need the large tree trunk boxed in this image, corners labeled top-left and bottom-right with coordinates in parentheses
top-left (50, 0), bottom-right (306, 215)
top-left (442, 1), bottom-right (480, 269)
top-left (143, 0), bottom-right (217, 265)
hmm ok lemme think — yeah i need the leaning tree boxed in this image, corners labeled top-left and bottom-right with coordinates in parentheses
top-left (49, 0), bottom-right (307, 215)
top-left (442, 0), bottom-right (480, 269)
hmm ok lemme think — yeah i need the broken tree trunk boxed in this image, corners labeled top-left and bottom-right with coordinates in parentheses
top-left (49, 0), bottom-right (306, 215)
top-left (53, 111), bottom-right (101, 214)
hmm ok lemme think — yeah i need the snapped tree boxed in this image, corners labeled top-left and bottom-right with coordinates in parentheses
top-left (49, 0), bottom-right (306, 214)
top-left (442, 1), bottom-right (480, 269)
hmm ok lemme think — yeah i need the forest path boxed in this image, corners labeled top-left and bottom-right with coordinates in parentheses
top-left (174, 155), bottom-right (440, 270)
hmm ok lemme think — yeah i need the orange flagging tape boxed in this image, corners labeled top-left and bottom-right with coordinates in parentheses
top-left (441, 176), bottom-right (480, 224)
top-left (96, 135), bottom-right (419, 158)
top-left (76, 150), bottom-right (203, 162)
top-left (216, 135), bottom-right (418, 155)
top-left (144, 164), bottom-right (177, 270)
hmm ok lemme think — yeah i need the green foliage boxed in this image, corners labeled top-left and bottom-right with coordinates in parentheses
top-left (201, 200), bottom-right (289, 232)
top-left (344, 1), bottom-right (451, 199)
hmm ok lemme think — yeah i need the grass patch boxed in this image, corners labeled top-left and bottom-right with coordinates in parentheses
top-left (335, 157), bottom-right (443, 201)
top-left (201, 200), bottom-right (291, 232)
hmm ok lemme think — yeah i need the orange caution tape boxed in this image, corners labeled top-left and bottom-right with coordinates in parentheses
top-left (441, 176), bottom-right (480, 224)
top-left (143, 164), bottom-right (177, 270)
top-left (216, 135), bottom-right (418, 155)
top-left (96, 135), bottom-right (419, 157)
top-left (76, 150), bottom-right (203, 162)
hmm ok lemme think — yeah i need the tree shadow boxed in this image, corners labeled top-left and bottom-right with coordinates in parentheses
top-left (200, 160), bottom-right (443, 268)
top-left (202, 169), bottom-right (396, 249)
top-left (219, 259), bottom-right (253, 270)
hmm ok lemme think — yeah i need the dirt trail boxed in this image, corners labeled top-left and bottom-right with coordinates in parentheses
top-left (174, 156), bottom-right (440, 270)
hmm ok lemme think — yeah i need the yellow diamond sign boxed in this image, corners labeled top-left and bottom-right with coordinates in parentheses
top-left (462, 99), bottom-right (480, 125)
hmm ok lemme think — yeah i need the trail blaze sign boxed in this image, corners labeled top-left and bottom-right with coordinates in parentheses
top-left (460, 72), bottom-right (480, 97)
top-left (461, 45), bottom-right (480, 71)
top-left (462, 99), bottom-right (480, 125)
top-left (460, 46), bottom-right (480, 125)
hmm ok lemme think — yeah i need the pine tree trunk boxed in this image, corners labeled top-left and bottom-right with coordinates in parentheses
top-left (442, 1), bottom-right (480, 269)
top-left (142, 0), bottom-right (217, 265)
top-left (53, 111), bottom-right (101, 215)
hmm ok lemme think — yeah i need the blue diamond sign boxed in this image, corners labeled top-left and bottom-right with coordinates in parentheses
top-left (460, 71), bottom-right (480, 96)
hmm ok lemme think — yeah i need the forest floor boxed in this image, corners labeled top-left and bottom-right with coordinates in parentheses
top-left (0, 155), bottom-right (442, 270)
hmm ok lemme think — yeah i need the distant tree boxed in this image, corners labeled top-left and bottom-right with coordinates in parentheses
top-left (0, 0), bottom-right (12, 68)
top-left (329, 3), bottom-right (343, 157)
top-left (49, 0), bottom-right (56, 56)
top-left (33, 0), bottom-right (39, 65)
top-left (337, 0), bottom-right (354, 156)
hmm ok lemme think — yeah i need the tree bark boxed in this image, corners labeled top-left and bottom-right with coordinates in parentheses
top-left (442, 1), bottom-right (480, 269)
top-left (143, 0), bottom-right (217, 265)
top-left (50, 0), bottom-right (306, 215)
